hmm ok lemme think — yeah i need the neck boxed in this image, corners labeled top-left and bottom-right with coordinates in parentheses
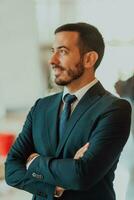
top-left (66, 76), bottom-right (96, 93)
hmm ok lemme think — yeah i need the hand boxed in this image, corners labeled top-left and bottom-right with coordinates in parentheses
top-left (74, 142), bottom-right (89, 160)
top-left (54, 186), bottom-right (64, 197)
top-left (54, 143), bottom-right (89, 197)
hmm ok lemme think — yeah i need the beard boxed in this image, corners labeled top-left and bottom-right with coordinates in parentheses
top-left (53, 58), bottom-right (84, 86)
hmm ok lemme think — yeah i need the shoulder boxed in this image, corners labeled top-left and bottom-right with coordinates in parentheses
top-left (38, 92), bottom-right (62, 104)
top-left (98, 91), bottom-right (132, 121)
top-left (93, 81), bottom-right (131, 112)
top-left (104, 91), bottom-right (131, 111)
top-left (30, 92), bottom-right (62, 114)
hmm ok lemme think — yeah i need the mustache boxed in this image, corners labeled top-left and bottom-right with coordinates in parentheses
top-left (52, 65), bottom-right (65, 70)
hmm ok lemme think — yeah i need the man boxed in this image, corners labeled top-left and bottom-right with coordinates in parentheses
top-left (5, 23), bottom-right (131, 200)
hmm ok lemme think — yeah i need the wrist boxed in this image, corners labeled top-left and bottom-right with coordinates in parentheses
top-left (26, 153), bottom-right (39, 170)
top-left (27, 153), bottom-right (39, 163)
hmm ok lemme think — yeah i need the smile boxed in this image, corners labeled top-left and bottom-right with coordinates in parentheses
top-left (53, 68), bottom-right (63, 76)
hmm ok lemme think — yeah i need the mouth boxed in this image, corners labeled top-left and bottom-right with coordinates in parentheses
top-left (53, 67), bottom-right (64, 76)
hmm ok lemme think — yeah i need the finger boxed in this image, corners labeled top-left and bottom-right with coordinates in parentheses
top-left (82, 143), bottom-right (89, 151)
top-left (80, 143), bottom-right (89, 153)
top-left (76, 144), bottom-right (88, 154)
top-left (74, 143), bottom-right (90, 159)
top-left (74, 149), bottom-right (86, 159)
top-left (79, 143), bottom-right (89, 151)
top-left (83, 142), bottom-right (89, 148)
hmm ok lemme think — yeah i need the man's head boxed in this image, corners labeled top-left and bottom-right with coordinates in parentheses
top-left (49, 22), bottom-right (105, 90)
top-left (55, 22), bottom-right (105, 71)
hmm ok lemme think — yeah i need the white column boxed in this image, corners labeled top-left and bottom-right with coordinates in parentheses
top-left (0, 0), bottom-right (43, 110)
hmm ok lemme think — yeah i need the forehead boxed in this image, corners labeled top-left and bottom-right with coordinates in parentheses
top-left (53, 31), bottom-right (79, 48)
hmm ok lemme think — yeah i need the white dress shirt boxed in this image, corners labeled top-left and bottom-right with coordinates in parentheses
top-left (62, 78), bottom-right (98, 113)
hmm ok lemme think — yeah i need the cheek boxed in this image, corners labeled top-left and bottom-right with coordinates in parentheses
top-left (60, 57), bottom-right (71, 65)
top-left (61, 58), bottom-right (79, 69)
top-left (60, 53), bottom-right (76, 63)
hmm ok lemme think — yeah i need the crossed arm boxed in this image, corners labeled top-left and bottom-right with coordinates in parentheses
top-left (5, 99), bottom-right (131, 198)
top-left (26, 143), bottom-right (89, 197)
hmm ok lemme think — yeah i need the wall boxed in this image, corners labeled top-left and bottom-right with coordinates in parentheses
top-left (0, 0), bottom-right (44, 112)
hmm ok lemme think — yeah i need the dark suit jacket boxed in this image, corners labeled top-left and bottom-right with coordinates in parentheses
top-left (5, 82), bottom-right (131, 200)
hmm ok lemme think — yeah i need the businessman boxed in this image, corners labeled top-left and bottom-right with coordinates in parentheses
top-left (5, 23), bottom-right (131, 200)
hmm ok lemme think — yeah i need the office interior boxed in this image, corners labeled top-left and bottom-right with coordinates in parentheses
top-left (0, 0), bottom-right (134, 200)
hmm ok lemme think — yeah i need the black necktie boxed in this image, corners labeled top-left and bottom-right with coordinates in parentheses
top-left (59, 94), bottom-right (77, 141)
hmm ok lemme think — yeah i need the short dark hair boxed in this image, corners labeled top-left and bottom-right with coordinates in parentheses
top-left (55, 22), bottom-right (105, 70)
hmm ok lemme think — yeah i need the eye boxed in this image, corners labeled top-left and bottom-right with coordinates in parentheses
top-left (59, 49), bottom-right (68, 55)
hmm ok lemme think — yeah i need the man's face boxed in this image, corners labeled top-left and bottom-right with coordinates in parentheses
top-left (49, 31), bottom-right (85, 86)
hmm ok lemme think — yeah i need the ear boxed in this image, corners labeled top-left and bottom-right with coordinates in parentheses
top-left (84, 51), bottom-right (98, 69)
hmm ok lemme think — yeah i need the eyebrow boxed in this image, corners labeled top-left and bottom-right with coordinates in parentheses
top-left (51, 46), bottom-right (70, 51)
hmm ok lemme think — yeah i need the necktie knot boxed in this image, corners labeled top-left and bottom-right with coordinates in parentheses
top-left (63, 94), bottom-right (77, 104)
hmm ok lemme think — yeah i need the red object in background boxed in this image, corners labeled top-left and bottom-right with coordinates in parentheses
top-left (0, 133), bottom-right (15, 157)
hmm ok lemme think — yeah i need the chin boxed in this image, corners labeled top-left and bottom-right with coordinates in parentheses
top-left (55, 78), bottom-right (71, 86)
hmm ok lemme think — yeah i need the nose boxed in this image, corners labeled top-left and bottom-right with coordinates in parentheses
top-left (48, 52), bottom-right (60, 66)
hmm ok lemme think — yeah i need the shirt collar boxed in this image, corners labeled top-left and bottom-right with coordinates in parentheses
top-left (62, 78), bottom-right (98, 102)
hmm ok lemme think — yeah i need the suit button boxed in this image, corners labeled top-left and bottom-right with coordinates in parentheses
top-left (32, 172), bottom-right (44, 179)
top-left (32, 172), bottom-right (37, 177)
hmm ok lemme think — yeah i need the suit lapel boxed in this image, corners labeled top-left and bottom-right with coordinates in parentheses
top-left (46, 93), bottom-right (62, 155)
top-left (56, 82), bottom-right (106, 156)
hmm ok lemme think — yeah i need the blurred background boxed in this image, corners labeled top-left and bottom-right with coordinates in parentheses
top-left (0, 0), bottom-right (134, 200)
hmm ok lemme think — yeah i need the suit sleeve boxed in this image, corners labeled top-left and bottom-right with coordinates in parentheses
top-left (5, 99), bottom-right (55, 199)
top-left (25, 99), bottom-right (131, 190)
